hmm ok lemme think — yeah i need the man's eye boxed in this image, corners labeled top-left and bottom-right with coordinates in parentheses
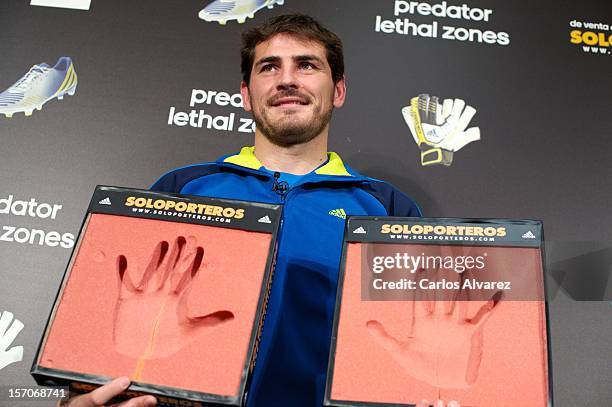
top-left (261, 64), bottom-right (277, 72)
top-left (299, 62), bottom-right (315, 70)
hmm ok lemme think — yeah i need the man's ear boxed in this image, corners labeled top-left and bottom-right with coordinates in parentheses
top-left (240, 80), bottom-right (252, 112)
top-left (333, 75), bottom-right (346, 108)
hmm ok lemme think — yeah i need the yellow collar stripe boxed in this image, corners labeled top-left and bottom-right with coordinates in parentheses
top-left (223, 147), bottom-right (351, 177)
top-left (223, 146), bottom-right (262, 170)
top-left (315, 152), bottom-right (351, 176)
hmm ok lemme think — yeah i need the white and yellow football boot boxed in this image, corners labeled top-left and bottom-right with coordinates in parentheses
top-left (0, 57), bottom-right (77, 118)
top-left (198, 0), bottom-right (285, 25)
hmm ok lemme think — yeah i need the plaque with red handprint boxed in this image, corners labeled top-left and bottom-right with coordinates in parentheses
top-left (38, 205), bottom-right (275, 399)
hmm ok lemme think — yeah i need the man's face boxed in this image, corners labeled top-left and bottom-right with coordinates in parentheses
top-left (241, 33), bottom-right (346, 147)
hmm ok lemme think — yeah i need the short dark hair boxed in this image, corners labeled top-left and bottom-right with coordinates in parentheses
top-left (241, 14), bottom-right (344, 86)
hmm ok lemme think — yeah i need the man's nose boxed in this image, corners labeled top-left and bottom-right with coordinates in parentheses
top-left (276, 67), bottom-right (299, 90)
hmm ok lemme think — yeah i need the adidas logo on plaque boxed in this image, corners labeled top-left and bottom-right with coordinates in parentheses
top-left (352, 226), bottom-right (366, 234)
top-left (258, 215), bottom-right (271, 224)
top-left (522, 231), bottom-right (536, 239)
top-left (98, 197), bottom-right (111, 205)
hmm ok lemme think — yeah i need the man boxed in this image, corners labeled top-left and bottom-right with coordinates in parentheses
top-left (64, 14), bottom-right (457, 407)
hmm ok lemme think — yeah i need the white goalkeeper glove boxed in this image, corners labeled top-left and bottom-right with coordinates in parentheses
top-left (401, 94), bottom-right (480, 166)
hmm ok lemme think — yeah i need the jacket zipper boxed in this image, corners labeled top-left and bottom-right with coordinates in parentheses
top-left (271, 171), bottom-right (289, 203)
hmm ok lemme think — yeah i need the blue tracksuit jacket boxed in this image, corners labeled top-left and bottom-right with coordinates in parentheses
top-left (151, 146), bottom-right (422, 406)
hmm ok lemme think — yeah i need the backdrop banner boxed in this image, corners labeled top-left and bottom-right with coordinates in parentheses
top-left (0, 1), bottom-right (610, 406)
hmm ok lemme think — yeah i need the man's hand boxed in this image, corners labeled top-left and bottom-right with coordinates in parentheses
top-left (60, 377), bottom-right (156, 406)
top-left (416, 400), bottom-right (460, 407)
top-left (0, 310), bottom-right (24, 370)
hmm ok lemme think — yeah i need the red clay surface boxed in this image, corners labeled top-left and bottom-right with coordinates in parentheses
top-left (330, 243), bottom-right (549, 406)
top-left (40, 213), bottom-right (272, 397)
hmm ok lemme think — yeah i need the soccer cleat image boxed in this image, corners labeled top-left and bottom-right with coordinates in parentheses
top-left (401, 94), bottom-right (480, 166)
top-left (0, 57), bottom-right (77, 118)
top-left (198, 0), bottom-right (284, 25)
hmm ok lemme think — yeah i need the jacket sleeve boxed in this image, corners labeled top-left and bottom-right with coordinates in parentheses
top-left (149, 164), bottom-right (219, 193)
top-left (363, 181), bottom-right (423, 217)
top-left (150, 171), bottom-right (179, 192)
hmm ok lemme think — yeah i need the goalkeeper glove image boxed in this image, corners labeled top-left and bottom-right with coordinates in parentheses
top-left (401, 94), bottom-right (480, 166)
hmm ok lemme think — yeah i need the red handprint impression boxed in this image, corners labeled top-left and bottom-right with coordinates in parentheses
top-left (366, 289), bottom-right (502, 389)
top-left (113, 236), bottom-right (233, 379)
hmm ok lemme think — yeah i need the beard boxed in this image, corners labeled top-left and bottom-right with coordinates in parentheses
top-left (251, 89), bottom-right (334, 147)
